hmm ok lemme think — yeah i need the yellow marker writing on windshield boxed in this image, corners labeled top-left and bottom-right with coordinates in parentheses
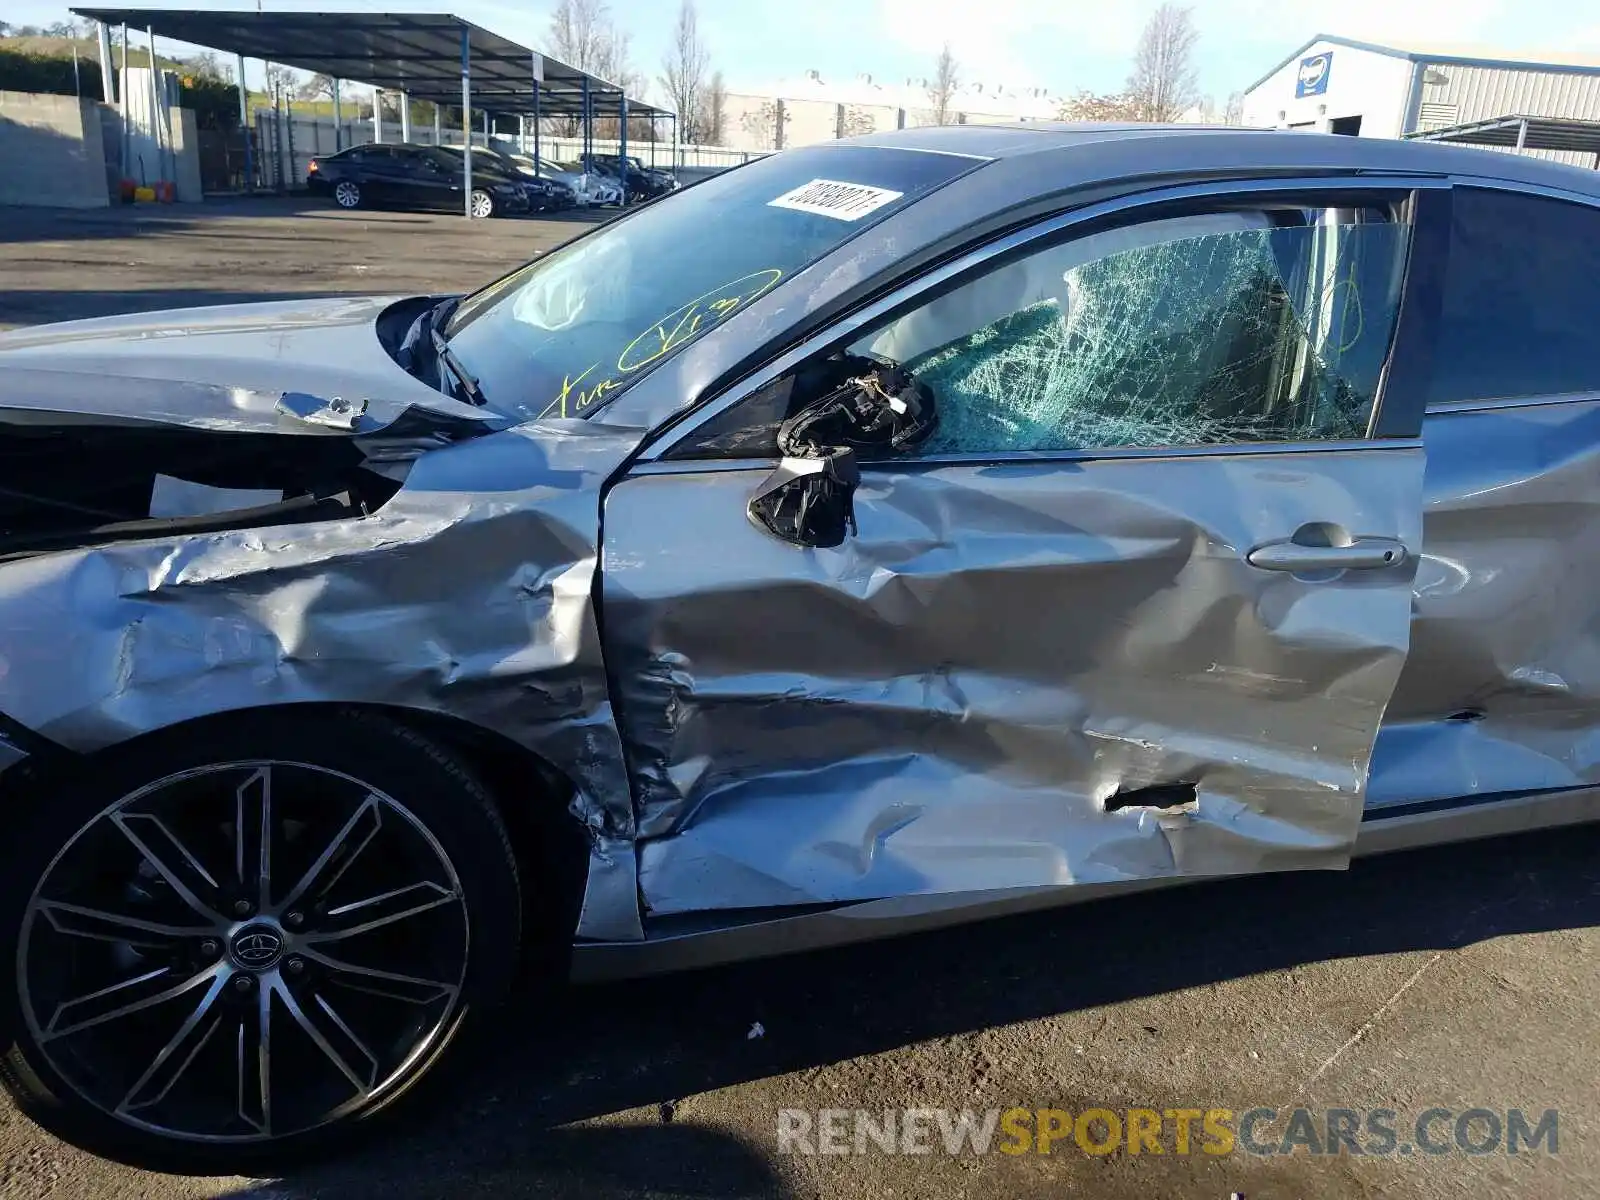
top-left (553, 363), bottom-right (598, 418)
top-left (616, 268), bottom-right (784, 374)
top-left (544, 268), bottom-right (786, 417)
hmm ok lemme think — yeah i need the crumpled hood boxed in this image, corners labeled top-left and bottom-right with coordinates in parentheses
top-left (0, 294), bottom-right (494, 434)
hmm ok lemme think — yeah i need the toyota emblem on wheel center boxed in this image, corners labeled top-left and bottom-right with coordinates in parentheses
top-left (230, 926), bottom-right (285, 970)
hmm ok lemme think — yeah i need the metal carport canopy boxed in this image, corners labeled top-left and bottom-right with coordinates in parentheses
top-left (1406, 115), bottom-right (1600, 163)
top-left (70, 6), bottom-right (669, 117)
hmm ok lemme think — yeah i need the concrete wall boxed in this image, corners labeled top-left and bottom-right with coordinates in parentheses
top-left (171, 108), bottom-right (202, 203)
top-left (121, 67), bottom-right (202, 197)
top-left (0, 91), bottom-right (112, 208)
top-left (97, 98), bottom-right (121, 199)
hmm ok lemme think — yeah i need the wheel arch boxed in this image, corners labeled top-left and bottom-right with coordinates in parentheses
top-left (0, 701), bottom-right (592, 979)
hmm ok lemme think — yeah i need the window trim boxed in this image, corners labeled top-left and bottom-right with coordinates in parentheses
top-left (643, 174), bottom-right (1450, 466)
top-left (1426, 390), bottom-right (1600, 416)
top-left (628, 436), bottom-right (1425, 478)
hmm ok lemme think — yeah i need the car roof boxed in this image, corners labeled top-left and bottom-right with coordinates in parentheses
top-left (837, 121), bottom-right (1600, 197)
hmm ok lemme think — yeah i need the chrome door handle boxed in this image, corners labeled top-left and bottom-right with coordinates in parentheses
top-left (1247, 536), bottom-right (1408, 572)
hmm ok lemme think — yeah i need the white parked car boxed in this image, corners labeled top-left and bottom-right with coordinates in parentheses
top-left (553, 159), bottom-right (623, 206)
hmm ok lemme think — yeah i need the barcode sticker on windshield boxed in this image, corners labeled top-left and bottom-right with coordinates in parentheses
top-left (768, 179), bottom-right (904, 221)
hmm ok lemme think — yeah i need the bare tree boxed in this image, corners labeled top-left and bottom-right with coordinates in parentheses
top-left (1126, 2), bottom-right (1199, 122)
top-left (547, 0), bottom-right (638, 136)
top-left (840, 104), bottom-right (876, 138)
top-left (741, 99), bottom-right (786, 150)
top-left (547, 0), bottom-right (610, 74)
top-left (182, 49), bottom-right (228, 81)
top-left (659, 0), bottom-right (709, 141)
top-left (1223, 90), bottom-right (1244, 125)
top-left (263, 62), bottom-right (299, 99)
top-left (928, 42), bottom-right (959, 125)
top-left (297, 72), bottom-right (336, 102)
top-left (1058, 90), bottom-right (1139, 122)
top-left (548, 0), bottom-right (634, 83)
top-left (699, 69), bottom-right (728, 144)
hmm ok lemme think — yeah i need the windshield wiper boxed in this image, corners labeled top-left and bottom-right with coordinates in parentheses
top-left (399, 296), bottom-right (486, 407)
top-left (430, 326), bottom-right (486, 407)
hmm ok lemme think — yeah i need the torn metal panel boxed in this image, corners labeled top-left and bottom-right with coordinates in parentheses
top-left (603, 447), bottom-right (1423, 915)
top-left (0, 365), bottom-right (501, 439)
top-left (0, 296), bottom-right (491, 428)
top-left (0, 418), bottom-right (648, 938)
top-left (1368, 397), bottom-right (1600, 806)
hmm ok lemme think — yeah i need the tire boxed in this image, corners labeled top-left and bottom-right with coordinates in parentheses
top-left (332, 180), bottom-right (362, 209)
top-left (469, 188), bottom-right (496, 219)
top-left (0, 709), bottom-right (522, 1174)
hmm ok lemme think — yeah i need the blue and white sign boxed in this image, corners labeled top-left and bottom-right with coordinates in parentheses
top-left (1296, 51), bottom-right (1332, 98)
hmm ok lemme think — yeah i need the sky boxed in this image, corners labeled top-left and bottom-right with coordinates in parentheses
top-left (7, 0), bottom-right (1600, 106)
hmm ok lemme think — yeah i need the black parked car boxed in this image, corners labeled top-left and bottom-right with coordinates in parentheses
top-left (522, 175), bottom-right (578, 212)
top-left (585, 153), bottom-right (677, 202)
top-left (306, 143), bottom-right (530, 218)
top-left (439, 144), bottom-right (581, 212)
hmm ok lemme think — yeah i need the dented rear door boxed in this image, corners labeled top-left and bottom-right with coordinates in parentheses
top-left (602, 181), bottom-right (1441, 916)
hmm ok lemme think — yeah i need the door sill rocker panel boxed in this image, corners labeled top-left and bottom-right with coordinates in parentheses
top-left (568, 784), bottom-right (1600, 983)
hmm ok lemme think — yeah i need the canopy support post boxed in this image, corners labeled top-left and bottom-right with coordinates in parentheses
top-left (119, 25), bottom-right (130, 178)
top-left (460, 26), bottom-right (473, 217)
top-left (581, 75), bottom-right (591, 171)
top-left (619, 92), bottom-right (628, 202)
top-left (532, 76), bottom-right (541, 174)
top-left (96, 21), bottom-right (115, 104)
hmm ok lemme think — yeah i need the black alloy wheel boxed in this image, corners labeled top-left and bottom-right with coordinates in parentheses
top-left (0, 712), bottom-right (524, 1173)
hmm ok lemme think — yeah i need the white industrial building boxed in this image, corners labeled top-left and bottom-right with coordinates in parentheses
top-left (1241, 35), bottom-right (1600, 167)
top-left (717, 74), bottom-right (1060, 153)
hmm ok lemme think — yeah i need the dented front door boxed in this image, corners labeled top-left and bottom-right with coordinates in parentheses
top-left (601, 193), bottom-right (1429, 917)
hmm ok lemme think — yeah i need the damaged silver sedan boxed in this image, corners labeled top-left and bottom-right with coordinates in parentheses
top-left (3, 123), bottom-right (1600, 1170)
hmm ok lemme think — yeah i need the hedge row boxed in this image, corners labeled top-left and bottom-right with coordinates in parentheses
top-left (0, 46), bottom-right (239, 128)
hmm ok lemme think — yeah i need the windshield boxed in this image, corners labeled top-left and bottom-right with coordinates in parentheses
top-left (442, 145), bottom-right (977, 421)
top-left (438, 146), bottom-right (515, 176)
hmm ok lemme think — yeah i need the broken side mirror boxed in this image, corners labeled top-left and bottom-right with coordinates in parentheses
top-left (747, 447), bottom-right (859, 549)
top-left (745, 365), bottom-right (935, 548)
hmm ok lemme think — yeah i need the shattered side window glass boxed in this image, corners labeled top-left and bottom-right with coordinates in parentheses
top-left (857, 210), bottom-right (1409, 454)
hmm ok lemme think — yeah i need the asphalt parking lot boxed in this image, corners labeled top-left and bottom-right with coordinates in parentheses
top-left (1, 198), bottom-right (1597, 1200)
top-left (0, 197), bottom-right (599, 331)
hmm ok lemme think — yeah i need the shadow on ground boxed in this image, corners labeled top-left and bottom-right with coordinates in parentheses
top-left (232, 1124), bottom-right (795, 1200)
top-left (248, 823), bottom-right (1600, 1199)
top-left (0, 194), bottom-right (620, 246)
top-left (0, 196), bottom-right (324, 244)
